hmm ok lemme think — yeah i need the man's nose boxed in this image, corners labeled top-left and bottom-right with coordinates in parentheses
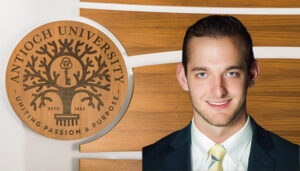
top-left (212, 76), bottom-right (228, 98)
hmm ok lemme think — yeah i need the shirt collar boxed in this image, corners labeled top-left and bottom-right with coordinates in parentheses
top-left (222, 115), bottom-right (252, 163)
top-left (191, 118), bottom-right (214, 160)
top-left (191, 115), bottom-right (253, 161)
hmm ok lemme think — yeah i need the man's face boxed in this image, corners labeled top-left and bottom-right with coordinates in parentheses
top-left (177, 36), bottom-right (257, 128)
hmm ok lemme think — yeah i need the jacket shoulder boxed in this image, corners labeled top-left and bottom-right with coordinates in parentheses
top-left (142, 123), bottom-right (192, 171)
top-left (268, 129), bottom-right (299, 156)
top-left (252, 121), bottom-right (299, 170)
top-left (255, 121), bottom-right (299, 150)
top-left (143, 129), bottom-right (181, 159)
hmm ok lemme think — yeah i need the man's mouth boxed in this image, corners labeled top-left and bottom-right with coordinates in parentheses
top-left (206, 99), bottom-right (231, 108)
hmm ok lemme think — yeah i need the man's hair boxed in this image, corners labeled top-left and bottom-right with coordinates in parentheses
top-left (182, 15), bottom-right (255, 75)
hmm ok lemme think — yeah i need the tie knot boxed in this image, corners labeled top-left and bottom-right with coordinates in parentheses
top-left (209, 144), bottom-right (226, 161)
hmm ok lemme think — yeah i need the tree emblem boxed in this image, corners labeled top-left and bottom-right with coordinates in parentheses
top-left (23, 39), bottom-right (111, 126)
top-left (7, 21), bottom-right (130, 140)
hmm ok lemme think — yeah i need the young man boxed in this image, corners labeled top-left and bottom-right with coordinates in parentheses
top-left (143, 15), bottom-right (299, 171)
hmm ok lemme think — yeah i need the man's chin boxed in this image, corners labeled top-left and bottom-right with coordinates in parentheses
top-left (208, 111), bottom-right (246, 128)
top-left (207, 119), bottom-right (233, 127)
top-left (201, 112), bottom-right (238, 127)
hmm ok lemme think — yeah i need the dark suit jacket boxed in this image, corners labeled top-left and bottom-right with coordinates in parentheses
top-left (143, 118), bottom-right (300, 171)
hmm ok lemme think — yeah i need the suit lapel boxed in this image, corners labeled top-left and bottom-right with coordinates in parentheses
top-left (163, 118), bottom-right (277, 171)
top-left (248, 118), bottom-right (275, 171)
top-left (166, 123), bottom-right (192, 171)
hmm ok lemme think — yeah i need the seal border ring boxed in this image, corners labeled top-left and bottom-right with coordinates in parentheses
top-left (5, 16), bottom-right (134, 143)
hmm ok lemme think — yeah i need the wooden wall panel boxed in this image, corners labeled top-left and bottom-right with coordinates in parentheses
top-left (79, 3), bottom-right (300, 171)
top-left (80, 9), bottom-right (300, 56)
top-left (80, 159), bottom-right (141, 171)
top-left (80, 63), bottom-right (193, 152)
top-left (80, 59), bottom-right (300, 153)
top-left (247, 59), bottom-right (300, 143)
top-left (80, 0), bottom-right (300, 8)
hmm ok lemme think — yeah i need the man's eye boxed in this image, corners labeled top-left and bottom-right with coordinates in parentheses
top-left (197, 73), bottom-right (207, 78)
top-left (227, 72), bottom-right (239, 77)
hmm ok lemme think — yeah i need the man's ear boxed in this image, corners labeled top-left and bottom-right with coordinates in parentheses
top-left (248, 60), bottom-right (259, 88)
top-left (176, 63), bottom-right (189, 91)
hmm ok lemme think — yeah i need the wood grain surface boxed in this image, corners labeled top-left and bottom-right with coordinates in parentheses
top-left (80, 9), bottom-right (300, 56)
top-left (78, 2), bottom-right (300, 170)
top-left (79, 59), bottom-right (300, 171)
top-left (80, 0), bottom-right (300, 7)
top-left (80, 159), bottom-right (141, 171)
top-left (247, 59), bottom-right (300, 143)
top-left (80, 63), bottom-right (193, 152)
top-left (80, 59), bottom-right (300, 153)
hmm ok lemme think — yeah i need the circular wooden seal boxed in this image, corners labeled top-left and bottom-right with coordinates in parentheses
top-left (6, 20), bottom-right (131, 140)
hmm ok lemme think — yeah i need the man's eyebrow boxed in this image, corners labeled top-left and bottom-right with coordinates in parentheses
top-left (191, 66), bottom-right (245, 71)
top-left (191, 67), bottom-right (207, 71)
top-left (226, 65), bottom-right (245, 71)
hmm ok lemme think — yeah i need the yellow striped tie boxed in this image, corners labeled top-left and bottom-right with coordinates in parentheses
top-left (208, 144), bottom-right (226, 171)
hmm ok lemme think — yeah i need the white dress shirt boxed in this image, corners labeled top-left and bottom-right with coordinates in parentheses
top-left (191, 116), bottom-right (253, 171)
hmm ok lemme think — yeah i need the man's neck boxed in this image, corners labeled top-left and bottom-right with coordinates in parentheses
top-left (193, 112), bottom-right (247, 144)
